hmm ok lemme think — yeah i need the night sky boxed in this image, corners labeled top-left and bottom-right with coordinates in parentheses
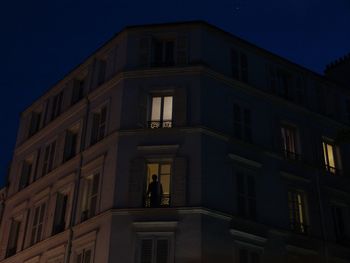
top-left (0, 0), bottom-right (349, 186)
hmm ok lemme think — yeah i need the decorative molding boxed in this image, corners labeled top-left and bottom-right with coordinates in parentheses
top-left (230, 229), bottom-right (267, 243)
top-left (228, 154), bottom-right (262, 168)
top-left (280, 171), bottom-right (311, 183)
top-left (137, 144), bottom-right (180, 152)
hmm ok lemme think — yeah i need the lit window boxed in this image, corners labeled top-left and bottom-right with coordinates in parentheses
top-left (322, 141), bottom-right (338, 174)
top-left (138, 237), bottom-right (171, 263)
top-left (81, 173), bottom-right (100, 221)
top-left (288, 190), bottom-right (308, 234)
top-left (31, 202), bottom-right (46, 245)
top-left (281, 125), bottom-right (298, 160)
top-left (149, 96), bottom-right (173, 129)
top-left (145, 163), bottom-right (171, 207)
top-left (6, 220), bottom-right (21, 257)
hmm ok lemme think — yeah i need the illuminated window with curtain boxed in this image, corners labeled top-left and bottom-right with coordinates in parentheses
top-left (149, 96), bottom-right (173, 129)
top-left (322, 140), bottom-right (339, 174)
top-left (145, 162), bottom-right (171, 207)
top-left (288, 190), bottom-right (308, 234)
top-left (280, 125), bottom-right (299, 160)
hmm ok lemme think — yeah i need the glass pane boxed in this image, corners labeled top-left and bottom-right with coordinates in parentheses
top-left (162, 96), bottom-right (173, 120)
top-left (322, 142), bottom-right (328, 166)
top-left (160, 174), bottom-right (170, 195)
top-left (160, 164), bottom-right (171, 174)
top-left (147, 163), bottom-right (159, 184)
top-left (327, 144), bottom-right (335, 168)
top-left (151, 97), bottom-right (161, 121)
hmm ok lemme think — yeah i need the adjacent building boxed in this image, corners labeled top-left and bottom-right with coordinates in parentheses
top-left (0, 21), bottom-right (350, 263)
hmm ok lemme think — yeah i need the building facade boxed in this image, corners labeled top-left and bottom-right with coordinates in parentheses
top-left (0, 21), bottom-right (350, 263)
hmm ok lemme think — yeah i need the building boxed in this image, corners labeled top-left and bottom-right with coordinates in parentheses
top-left (0, 21), bottom-right (350, 263)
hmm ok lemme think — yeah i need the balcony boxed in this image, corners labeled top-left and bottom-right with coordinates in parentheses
top-left (144, 194), bottom-right (170, 208)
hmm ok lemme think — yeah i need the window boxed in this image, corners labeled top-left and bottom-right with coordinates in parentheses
top-left (51, 91), bottom-right (63, 121)
top-left (281, 125), bottom-right (299, 160)
top-left (236, 173), bottom-right (256, 220)
top-left (231, 49), bottom-right (248, 83)
top-left (42, 141), bottom-right (56, 176)
top-left (149, 96), bottom-right (173, 129)
top-left (6, 220), bottom-right (21, 257)
top-left (154, 39), bottom-right (175, 66)
top-left (71, 78), bottom-right (85, 105)
top-left (138, 237), bottom-right (171, 263)
top-left (322, 140), bottom-right (340, 174)
top-left (288, 190), bottom-right (308, 234)
top-left (31, 202), bottom-right (46, 245)
top-left (233, 104), bottom-right (252, 142)
top-left (18, 160), bottom-right (32, 190)
top-left (331, 205), bottom-right (348, 243)
top-left (145, 163), bottom-right (171, 208)
top-left (269, 68), bottom-right (292, 100)
top-left (52, 193), bottom-right (68, 235)
top-left (28, 111), bottom-right (42, 137)
top-left (76, 248), bottom-right (92, 263)
top-left (81, 173), bottom-right (100, 221)
top-left (90, 107), bottom-right (107, 145)
top-left (97, 59), bottom-right (107, 86)
top-left (63, 130), bottom-right (78, 162)
top-left (237, 248), bottom-right (260, 263)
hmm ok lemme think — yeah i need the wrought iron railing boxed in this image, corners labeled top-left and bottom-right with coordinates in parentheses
top-left (283, 149), bottom-right (301, 161)
top-left (144, 194), bottom-right (170, 208)
top-left (148, 120), bottom-right (172, 129)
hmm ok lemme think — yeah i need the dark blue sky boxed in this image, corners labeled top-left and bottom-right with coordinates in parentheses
top-left (0, 0), bottom-right (349, 186)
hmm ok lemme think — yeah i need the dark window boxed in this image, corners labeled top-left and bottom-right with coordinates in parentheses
top-left (71, 79), bottom-right (85, 105)
top-left (154, 39), bottom-right (175, 66)
top-left (233, 104), bottom-right (252, 142)
top-left (90, 107), bottom-right (107, 145)
top-left (77, 249), bottom-right (92, 263)
top-left (281, 125), bottom-right (299, 160)
top-left (19, 161), bottom-right (32, 190)
top-left (238, 249), bottom-right (260, 263)
top-left (231, 49), bottom-right (249, 83)
top-left (6, 220), bottom-right (20, 258)
top-left (51, 91), bottom-right (63, 121)
top-left (97, 59), bottom-right (107, 86)
top-left (332, 205), bottom-right (348, 243)
top-left (31, 203), bottom-right (46, 245)
top-left (52, 193), bottom-right (68, 235)
top-left (63, 130), bottom-right (78, 162)
top-left (140, 238), bottom-right (170, 263)
top-left (237, 173), bottom-right (256, 220)
top-left (81, 173), bottom-right (100, 221)
top-left (288, 190), bottom-right (308, 234)
top-left (28, 111), bottom-right (42, 137)
top-left (42, 141), bottom-right (56, 176)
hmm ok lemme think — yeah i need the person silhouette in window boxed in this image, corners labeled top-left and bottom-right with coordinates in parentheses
top-left (146, 174), bottom-right (163, 207)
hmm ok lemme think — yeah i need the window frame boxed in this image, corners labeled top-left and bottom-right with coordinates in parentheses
top-left (322, 138), bottom-right (341, 175)
top-left (149, 94), bottom-right (173, 129)
top-left (90, 105), bottom-right (108, 145)
top-left (30, 201), bottom-right (47, 245)
top-left (287, 189), bottom-right (309, 235)
top-left (280, 123), bottom-right (300, 160)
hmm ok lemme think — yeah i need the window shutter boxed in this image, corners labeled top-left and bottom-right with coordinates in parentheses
top-left (172, 157), bottom-right (187, 207)
top-left (140, 239), bottom-right (153, 263)
top-left (139, 37), bottom-right (151, 67)
top-left (129, 158), bottom-right (146, 207)
top-left (156, 239), bottom-right (169, 263)
top-left (173, 87), bottom-right (187, 127)
top-left (137, 88), bottom-right (148, 128)
top-left (176, 36), bottom-right (188, 65)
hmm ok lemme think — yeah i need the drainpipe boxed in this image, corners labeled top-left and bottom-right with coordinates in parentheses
top-left (64, 97), bottom-right (90, 263)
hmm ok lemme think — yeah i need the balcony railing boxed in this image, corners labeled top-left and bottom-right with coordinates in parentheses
top-left (148, 120), bottom-right (172, 129)
top-left (282, 149), bottom-right (301, 161)
top-left (144, 194), bottom-right (170, 208)
top-left (324, 165), bottom-right (342, 176)
top-left (290, 222), bottom-right (308, 235)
